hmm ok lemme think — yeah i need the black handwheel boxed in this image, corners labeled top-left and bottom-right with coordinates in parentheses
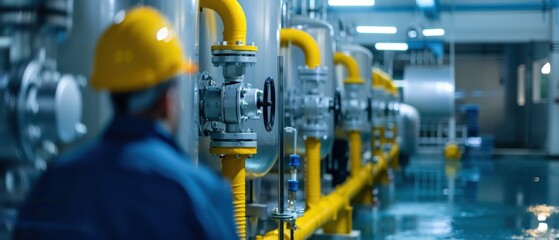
top-left (330, 90), bottom-right (342, 125)
top-left (258, 77), bottom-right (275, 132)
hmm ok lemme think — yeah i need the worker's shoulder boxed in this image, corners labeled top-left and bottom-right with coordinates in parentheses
top-left (55, 137), bottom-right (228, 195)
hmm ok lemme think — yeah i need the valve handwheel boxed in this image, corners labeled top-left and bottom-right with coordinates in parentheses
top-left (330, 90), bottom-right (342, 125)
top-left (258, 77), bottom-right (275, 132)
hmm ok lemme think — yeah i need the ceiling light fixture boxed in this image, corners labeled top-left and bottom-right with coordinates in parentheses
top-left (328, 0), bottom-right (375, 7)
top-left (375, 42), bottom-right (409, 51)
top-left (423, 28), bottom-right (445, 37)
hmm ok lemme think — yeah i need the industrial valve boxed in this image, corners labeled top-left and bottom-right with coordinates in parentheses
top-left (1, 56), bottom-right (85, 162)
top-left (0, 0), bottom-right (84, 163)
top-left (199, 41), bottom-right (276, 147)
top-left (343, 84), bottom-right (367, 131)
top-left (288, 66), bottom-right (331, 138)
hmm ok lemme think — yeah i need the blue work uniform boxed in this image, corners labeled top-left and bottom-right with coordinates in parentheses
top-left (14, 115), bottom-right (237, 240)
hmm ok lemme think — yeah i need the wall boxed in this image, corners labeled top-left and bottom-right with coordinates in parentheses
top-left (500, 42), bottom-right (549, 149)
top-left (455, 54), bottom-right (505, 141)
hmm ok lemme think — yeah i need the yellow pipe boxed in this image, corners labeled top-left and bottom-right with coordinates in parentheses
top-left (261, 160), bottom-right (388, 240)
top-left (348, 130), bottom-right (362, 176)
top-left (211, 147), bottom-right (256, 240)
top-left (305, 137), bottom-right (321, 208)
top-left (280, 29), bottom-right (321, 69)
top-left (388, 143), bottom-right (400, 169)
top-left (334, 52), bottom-right (365, 84)
top-left (200, 0), bottom-right (257, 51)
top-left (222, 154), bottom-right (247, 240)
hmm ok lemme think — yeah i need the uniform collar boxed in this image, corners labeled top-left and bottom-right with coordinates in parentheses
top-left (104, 115), bottom-right (182, 152)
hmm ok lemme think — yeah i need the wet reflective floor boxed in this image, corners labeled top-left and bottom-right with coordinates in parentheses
top-left (354, 155), bottom-right (559, 240)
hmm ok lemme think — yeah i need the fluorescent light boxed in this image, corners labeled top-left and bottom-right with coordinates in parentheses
top-left (416, 0), bottom-right (435, 7)
top-left (329, 0), bottom-right (374, 6)
top-left (542, 62), bottom-right (551, 75)
top-left (375, 42), bottom-right (408, 51)
top-left (356, 26), bottom-right (397, 34)
top-left (423, 28), bottom-right (445, 37)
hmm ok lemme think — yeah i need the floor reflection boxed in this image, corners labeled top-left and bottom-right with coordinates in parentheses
top-left (354, 155), bottom-right (559, 239)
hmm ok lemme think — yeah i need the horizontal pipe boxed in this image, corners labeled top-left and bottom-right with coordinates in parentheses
top-left (261, 158), bottom-right (388, 240)
top-left (280, 28), bottom-right (321, 69)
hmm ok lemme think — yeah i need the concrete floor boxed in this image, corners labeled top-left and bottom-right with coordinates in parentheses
top-left (353, 154), bottom-right (559, 239)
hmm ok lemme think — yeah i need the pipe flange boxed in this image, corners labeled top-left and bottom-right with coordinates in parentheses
top-left (3, 59), bottom-right (84, 162)
top-left (211, 49), bottom-right (257, 67)
top-left (301, 123), bottom-right (328, 139)
top-left (298, 66), bottom-right (328, 84)
top-left (210, 132), bottom-right (257, 148)
top-left (210, 140), bottom-right (257, 148)
top-left (211, 132), bottom-right (257, 141)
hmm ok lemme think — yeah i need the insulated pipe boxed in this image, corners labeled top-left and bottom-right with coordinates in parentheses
top-left (222, 154), bottom-right (248, 240)
top-left (212, 147), bottom-right (257, 240)
top-left (280, 28), bottom-right (321, 69)
top-left (305, 137), bottom-right (322, 208)
top-left (200, 0), bottom-right (257, 51)
top-left (333, 52), bottom-right (364, 84)
top-left (348, 130), bottom-right (362, 176)
top-left (388, 143), bottom-right (400, 167)
top-left (261, 159), bottom-right (388, 240)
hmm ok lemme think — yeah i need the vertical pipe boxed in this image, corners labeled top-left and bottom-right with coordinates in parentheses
top-left (222, 155), bottom-right (247, 240)
top-left (278, 56), bottom-right (286, 240)
top-left (305, 137), bottom-right (321, 208)
top-left (349, 130), bottom-right (361, 176)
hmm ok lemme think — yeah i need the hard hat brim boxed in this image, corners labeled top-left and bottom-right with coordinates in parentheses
top-left (184, 61), bottom-right (198, 74)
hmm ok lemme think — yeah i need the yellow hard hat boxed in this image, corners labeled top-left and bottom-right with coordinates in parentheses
top-left (91, 6), bottom-right (197, 92)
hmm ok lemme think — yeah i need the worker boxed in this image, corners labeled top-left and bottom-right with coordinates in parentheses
top-left (14, 7), bottom-right (236, 240)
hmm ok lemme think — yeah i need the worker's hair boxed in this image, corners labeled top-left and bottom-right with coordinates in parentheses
top-left (110, 77), bottom-right (178, 115)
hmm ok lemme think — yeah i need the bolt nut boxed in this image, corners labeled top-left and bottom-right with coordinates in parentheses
top-left (75, 123), bottom-right (87, 136)
top-left (26, 125), bottom-right (41, 141)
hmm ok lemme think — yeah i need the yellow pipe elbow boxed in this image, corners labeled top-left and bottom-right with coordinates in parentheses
top-left (334, 52), bottom-right (364, 85)
top-left (305, 137), bottom-right (322, 208)
top-left (280, 28), bottom-right (321, 69)
top-left (372, 68), bottom-right (386, 89)
top-left (348, 130), bottom-right (362, 176)
top-left (200, 0), bottom-right (257, 51)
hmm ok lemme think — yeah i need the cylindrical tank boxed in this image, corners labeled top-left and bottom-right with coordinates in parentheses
top-left (283, 15), bottom-right (336, 159)
top-left (403, 65), bottom-right (454, 122)
top-left (198, 0), bottom-right (281, 178)
top-left (398, 103), bottom-right (420, 157)
top-left (336, 43), bottom-right (373, 160)
top-left (58, 0), bottom-right (200, 161)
